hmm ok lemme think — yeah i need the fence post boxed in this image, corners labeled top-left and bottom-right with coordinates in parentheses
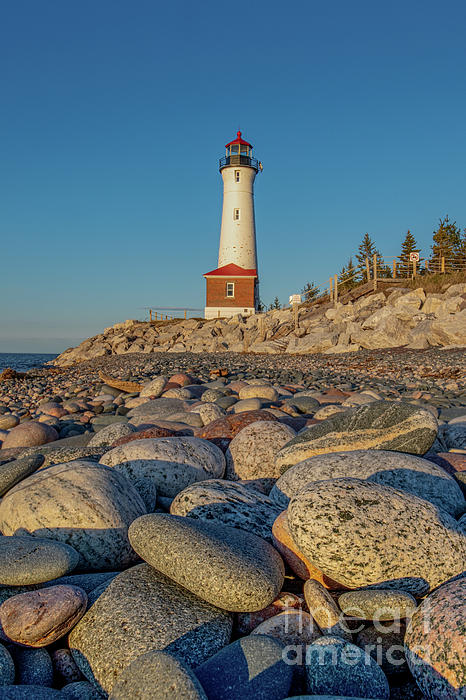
top-left (184, 310), bottom-right (187, 320)
top-left (365, 257), bottom-right (371, 282)
top-left (329, 277), bottom-right (333, 302)
top-left (441, 256), bottom-right (445, 273)
top-left (373, 254), bottom-right (378, 291)
top-left (149, 309), bottom-right (153, 323)
top-left (392, 259), bottom-right (397, 278)
top-left (413, 259), bottom-right (417, 278)
top-left (334, 274), bottom-right (338, 305)
top-left (293, 303), bottom-right (299, 331)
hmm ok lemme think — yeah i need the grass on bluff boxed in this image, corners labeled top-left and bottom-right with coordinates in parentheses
top-left (404, 270), bottom-right (466, 293)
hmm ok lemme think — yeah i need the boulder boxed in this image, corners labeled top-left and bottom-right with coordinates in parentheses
top-left (225, 421), bottom-right (296, 480)
top-left (0, 535), bottom-right (79, 585)
top-left (1, 423), bottom-right (58, 450)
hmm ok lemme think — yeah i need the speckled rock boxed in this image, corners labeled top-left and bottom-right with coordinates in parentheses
top-left (0, 455), bottom-right (44, 496)
top-left (276, 401), bottom-right (438, 471)
top-left (196, 410), bottom-right (278, 440)
top-left (288, 478), bottom-right (466, 596)
top-left (194, 635), bottom-right (293, 700)
top-left (0, 461), bottom-right (147, 571)
top-left (0, 643), bottom-right (15, 685)
top-left (61, 681), bottom-right (102, 699)
top-left (225, 421), bottom-right (296, 480)
top-left (1, 422), bottom-right (58, 450)
top-left (305, 636), bottom-right (390, 699)
top-left (87, 422), bottom-right (135, 447)
top-left (0, 584), bottom-right (87, 646)
top-left (52, 648), bottom-right (83, 685)
top-left (303, 579), bottom-right (352, 641)
top-left (236, 592), bottom-right (303, 635)
top-left (139, 376), bottom-right (168, 397)
top-left (313, 404), bottom-right (348, 420)
top-left (233, 398), bottom-right (262, 413)
top-left (338, 589), bottom-right (417, 620)
top-left (271, 511), bottom-right (345, 589)
top-left (100, 437), bottom-right (225, 498)
top-left (197, 403), bottom-right (225, 426)
top-left (270, 449), bottom-right (465, 517)
top-left (239, 385), bottom-right (279, 402)
top-left (9, 646), bottom-right (54, 686)
top-left (0, 535), bottom-right (79, 585)
top-left (127, 397), bottom-right (186, 419)
top-left (170, 479), bottom-right (282, 542)
top-left (128, 513), bottom-right (285, 612)
top-left (69, 563), bottom-right (232, 694)
top-left (42, 572), bottom-right (118, 594)
top-left (109, 650), bottom-right (208, 700)
top-left (285, 395), bottom-right (320, 414)
top-left (356, 622), bottom-right (408, 676)
top-left (427, 452), bottom-right (466, 495)
top-left (110, 426), bottom-right (181, 446)
top-left (0, 687), bottom-right (64, 699)
top-left (32, 446), bottom-right (106, 469)
top-left (404, 577), bottom-right (466, 699)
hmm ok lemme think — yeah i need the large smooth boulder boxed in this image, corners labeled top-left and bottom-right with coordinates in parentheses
top-left (128, 513), bottom-right (285, 612)
top-left (0, 535), bottom-right (79, 585)
top-left (225, 421), bottom-right (296, 480)
top-left (288, 478), bottom-right (466, 596)
top-left (170, 479), bottom-right (282, 542)
top-left (0, 461), bottom-right (147, 571)
top-left (405, 578), bottom-right (466, 699)
top-left (0, 455), bottom-right (44, 496)
top-left (99, 437), bottom-right (225, 498)
top-left (270, 449), bottom-right (465, 517)
top-left (69, 564), bottom-right (232, 694)
top-left (276, 401), bottom-right (438, 471)
top-left (1, 422), bottom-right (58, 450)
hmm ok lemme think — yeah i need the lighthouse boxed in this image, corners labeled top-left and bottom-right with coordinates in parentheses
top-left (204, 131), bottom-right (261, 319)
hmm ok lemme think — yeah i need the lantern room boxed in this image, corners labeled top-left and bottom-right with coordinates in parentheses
top-left (219, 131), bottom-right (259, 172)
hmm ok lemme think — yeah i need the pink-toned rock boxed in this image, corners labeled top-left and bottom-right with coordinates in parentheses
top-left (111, 426), bottom-right (180, 447)
top-left (196, 410), bottom-right (278, 440)
top-left (405, 578), bottom-right (466, 699)
top-left (250, 609), bottom-right (321, 646)
top-left (38, 402), bottom-right (67, 418)
top-left (0, 585), bottom-right (87, 647)
top-left (236, 592), bottom-right (303, 635)
top-left (272, 511), bottom-right (346, 590)
top-left (1, 422), bottom-right (58, 450)
top-left (169, 373), bottom-right (197, 387)
top-left (226, 421), bottom-right (296, 480)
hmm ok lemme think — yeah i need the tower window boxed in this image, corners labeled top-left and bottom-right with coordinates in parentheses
top-left (233, 208), bottom-right (240, 221)
top-left (235, 170), bottom-right (240, 182)
top-left (226, 282), bottom-right (235, 298)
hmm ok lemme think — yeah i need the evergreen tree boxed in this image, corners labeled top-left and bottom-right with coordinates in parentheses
top-left (356, 233), bottom-right (380, 281)
top-left (301, 281), bottom-right (320, 303)
top-left (453, 230), bottom-right (466, 269)
top-left (268, 296), bottom-right (281, 310)
top-left (398, 230), bottom-right (422, 277)
top-left (430, 215), bottom-right (462, 271)
top-left (339, 257), bottom-right (357, 291)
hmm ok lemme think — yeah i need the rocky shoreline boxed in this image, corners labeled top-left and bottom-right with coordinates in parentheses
top-left (50, 283), bottom-right (466, 367)
top-left (0, 347), bottom-right (464, 698)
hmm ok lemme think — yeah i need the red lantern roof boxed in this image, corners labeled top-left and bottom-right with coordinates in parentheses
top-left (225, 130), bottom-right (253, 149)
top-left (204, 263), bottom-right (258, 278)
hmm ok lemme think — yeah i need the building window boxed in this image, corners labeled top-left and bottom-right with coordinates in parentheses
top-left (233, 208), bottom-right (240, 221)
top-left (226, 282), bottom-right (235, 298)
top-left (235, 170), bottom-right (240, 182)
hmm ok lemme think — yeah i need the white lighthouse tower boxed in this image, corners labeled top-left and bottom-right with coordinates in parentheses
top-left (204, 131), bottom-right (261, 319)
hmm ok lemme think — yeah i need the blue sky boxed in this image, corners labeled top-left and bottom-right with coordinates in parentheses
top-left (1, 0), bottom-right (465, 352)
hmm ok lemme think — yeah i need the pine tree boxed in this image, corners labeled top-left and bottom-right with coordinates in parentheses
top-left (301, 281), bottom-right (320, 303)
top-left (268, 296), bottom-right (281, 310)
top-left (430, 216), bottom-right (462, 271)
top-left (453, 230), bottom-right (466, 269)
top-left (356, 233), bottom-right (379, 281)
top-left (399, 230), bottom-right (422, 277)
top-left (339, 257), bottom-right (357, 291)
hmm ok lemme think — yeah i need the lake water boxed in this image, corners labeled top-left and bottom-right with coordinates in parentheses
top-left (0, 353), bottom-right (57, 372)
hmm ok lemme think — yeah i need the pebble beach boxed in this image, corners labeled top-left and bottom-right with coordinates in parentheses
top-left (0, 348), bottom-right (464, 699)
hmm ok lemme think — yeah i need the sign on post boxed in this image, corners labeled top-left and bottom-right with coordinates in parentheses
top-left (409, 252), bottom-right (420, 262)
top-left (289, 294), bottom-right (302, 305)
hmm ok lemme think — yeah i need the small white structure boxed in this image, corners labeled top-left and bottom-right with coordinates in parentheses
top-left (204, 131), bottom-right (261, 319)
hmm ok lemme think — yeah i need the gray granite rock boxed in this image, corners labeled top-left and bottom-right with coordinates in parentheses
top-left (127, 398), bottom-right (186, 418)
top-left (87, 423), bottom-right (135, 447)
top-left (69, 564), bottom-right (232, 695)
top-left (225, 421), bottom-right (296, 480)
top-left (109, 650), bottom-right (207, 700)
top-left (0, 461), bottom-right (147, 571)
top-left (194, 635), bottom-right (293, 700)
top-left (0, 643), bottom-right (15, 685)
top-left (288, 478), bottom-right (466, 596)
top-left (23, 446), bottom-right (105, 469)
top-left (128, 513), bottom-right (285, 612)
top-left (0, 535), bottom-right (79, 585)
top-left (170, 479), bottom-right (282, 542)
top-left (303, 579), bottom-right (352, 641)
top-left (305, 636), bottom-right (389, 699)
top-left (0, 688), bottom-right (64, 699)
top-left (62, 681), bottom-right (103, 699)
top-left (0, 455), bottom-right (44, 496)
top-left (338, 589), bottom-right (417, 620)
top-left (270, 449), bottom-right (465, 517)
top-left (100, 437), bottom-right (225, 498)
top-left (284, 395), bottom-right (320, 413)
top-left (139, 376), bottom-right (168, 398)
top-left (356, 622), bottom-right (408, 676)
top-left (276, 401), bottom-right (438, 472)
top-left (8, 646), bottom-right (54, 686)
top-left (41, 572), bottom-right (119, 594)
top-left (405, 577), bottom-right (466, 699)
top-left (238, 385), bottom-right (279, 402)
